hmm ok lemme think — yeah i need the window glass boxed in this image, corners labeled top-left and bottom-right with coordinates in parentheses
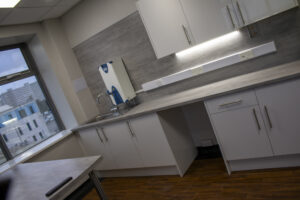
top-left (0, 48), bottom-right (29, 78)
top-left (0, 76), bottom-right (61, 156)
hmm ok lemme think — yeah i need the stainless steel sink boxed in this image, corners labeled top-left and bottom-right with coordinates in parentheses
top-left (94, 112), bottom-right (121, 121)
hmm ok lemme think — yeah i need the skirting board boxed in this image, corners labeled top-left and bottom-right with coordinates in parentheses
top-left (95, 165), bottom-right (179, 178)
top-left (142, 41), bottom-right (277, 92)
top-left (229, 154), bottom-right (300, 172)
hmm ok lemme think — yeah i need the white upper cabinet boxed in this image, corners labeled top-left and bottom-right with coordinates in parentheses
top-left (255, 79), bottom-right (300, 156)
top-left (179, 0), bottom-right (235, 44)
top-left (233, 0), bottom-right (298, 26)
top-left (137, 0), bottom-right (194, 59)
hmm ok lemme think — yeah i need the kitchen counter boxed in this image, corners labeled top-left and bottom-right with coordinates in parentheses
top-left (73, 60), bottom-right (300, 131)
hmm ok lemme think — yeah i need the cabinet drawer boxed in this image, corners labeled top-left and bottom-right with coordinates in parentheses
top-left (205, 90), bottom-right (258, 114)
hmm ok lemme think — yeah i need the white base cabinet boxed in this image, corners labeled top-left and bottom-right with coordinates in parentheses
top-left (77, 112), bottom-right (196, 177)
top-left (77, 128), bottom-right (116, 170)
top-left (205, 78), bottom-right (300, 172)
top-left (210, 105), bottom-right (273, 160)
top-left (256, 78), bottom-right (300, 156)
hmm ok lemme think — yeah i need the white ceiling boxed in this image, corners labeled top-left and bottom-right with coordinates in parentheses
top-left (0, 0), bottom-right (82, 26)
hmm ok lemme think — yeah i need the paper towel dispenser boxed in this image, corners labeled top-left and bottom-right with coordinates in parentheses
top-left (99, 58), bottom-right (136, 106)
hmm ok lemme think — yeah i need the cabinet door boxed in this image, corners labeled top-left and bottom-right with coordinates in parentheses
top-left (137, 0), bottom-right (193, 58)
top-left (77, 128), bottom-right (116, 170)
top-left (233, 0), bottom-right (271, 26)
top-left (102, 121), bottom-right (144, 169)
top-left (255, 79), bottom-right (300, 156)
top-left (210, 106), bottom-right (273, 160)
top-left (179, 0), bottom-right (235, 44)
top-left (129, 114), bottom-right (175, 167)
top-left (233, 0), bottom-right (298, 26)
top-left (267, 0), bottom-right (298, 14)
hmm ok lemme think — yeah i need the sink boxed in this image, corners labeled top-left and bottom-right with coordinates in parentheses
top-left (94, 112), bottom-right (121, 121)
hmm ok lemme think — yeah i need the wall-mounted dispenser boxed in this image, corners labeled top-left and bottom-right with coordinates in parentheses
top-left (99, 58), bottom-right (136, 106)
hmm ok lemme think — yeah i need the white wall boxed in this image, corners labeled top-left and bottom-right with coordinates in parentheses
top-left (61, 0), bottom-right (137, 48)
top-left (0, 21), bottom-right (99, 127)
top-left (28, 36), bottom-right (78, 129)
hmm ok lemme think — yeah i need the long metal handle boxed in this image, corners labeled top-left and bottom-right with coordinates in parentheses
top-left (226, 5), bottom-right (235, 29)
top-left (182, 25), bottom-right (192, 45)
top-left (101, 128), bottom-right (109, 142)
top-left (264, 106), bottom-right (273, 129)
top-left (252, 108), bottom-right (261, 131)
top-left (95, 128), bottom-right (104, 143)
top-left (219, 100), bottom-right (242, 108)
top-left (236, 1), bottom-right (245, 25)
top-left (127, 121), bottom-right (135, 138)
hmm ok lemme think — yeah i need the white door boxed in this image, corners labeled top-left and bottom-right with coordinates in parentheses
top-left (255, 79), bottom-right (300, 156)
top-left (137, 0), bottom-right (193, 58)
top-left (210, 106), bottom-right (273, 160)
top-left (179, 0), bottom-right (235, 44)
top-left (77, 128), bottom-right (116, 170)
top-left (129, 114), bottom-right (176, 167)
top-left (102, 121), bottom-right (144, 169)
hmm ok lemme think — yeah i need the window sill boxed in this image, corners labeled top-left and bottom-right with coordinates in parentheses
top-left (0, 130), bottom-right (73, 174)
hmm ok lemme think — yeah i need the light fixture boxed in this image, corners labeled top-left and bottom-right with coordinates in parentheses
top-left (0, 0), bottom-right (21, 8)
top-left (176, 31), bottom-right (241, 58)
top-left (3, 118), bottom-right (17, 125)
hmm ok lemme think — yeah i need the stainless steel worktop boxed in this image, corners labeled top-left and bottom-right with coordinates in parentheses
top-left (73, 60), bottom-right (300, 131)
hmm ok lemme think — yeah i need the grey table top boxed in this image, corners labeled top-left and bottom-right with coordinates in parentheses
top-left (74, 60), bottom-right (300, 131)
top-left (0, 156), bottom-right (101, 200)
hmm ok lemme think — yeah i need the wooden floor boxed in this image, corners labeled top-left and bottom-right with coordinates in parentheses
top-left (83, 158), bottom-right (300, 200)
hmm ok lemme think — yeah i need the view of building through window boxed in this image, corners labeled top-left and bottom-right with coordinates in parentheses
top-left (0, 149), bottom-right (6, 165)
top-left (0, 47), bottom-right (62, 160)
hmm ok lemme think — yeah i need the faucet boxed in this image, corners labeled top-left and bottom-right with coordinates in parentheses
top-left (96, 93), bottom-right (119, 114)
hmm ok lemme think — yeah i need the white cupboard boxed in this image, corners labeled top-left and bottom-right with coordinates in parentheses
top-left (77, 128), bottom-right (116, 170)
top-left (233, 0), bottom-right (298, 27)
top-left (206, 78), bottom-right (300, 163)
top-left (210, 105), bottom-right (273, 160)
top-left (137, 0), bottom-right (298, 59)
top-left (255, 78), bottom-right (300, 156)
top-left (101, 121), bottom-right (144, 169)
top-left (128, 114), bottom-right (176, 167)
top-left (179, 0), bottom-right (235, 44)
top-left (137, 0), bottom-right (193, 58)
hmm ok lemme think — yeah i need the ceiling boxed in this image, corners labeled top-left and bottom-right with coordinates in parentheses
top-left (0, 0), bottom-right (82, 26)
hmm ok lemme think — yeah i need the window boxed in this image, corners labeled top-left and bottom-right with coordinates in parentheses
top-left (0, 44), bottom-right (63, 161)
top-left (18, 109), bottom-right (27, 118)
top-left (29, 106), bottom-right (35, 114)
top-left (26, 122), bottom-right (32, 131)
top-left (33, 119), bottom-right (38, 128)
top-left (0, 148), bottom-right (6, 165)
top-left (2, 134), bottom-right (8, 142)
top-left (18, 127), bottom-right (23, 135)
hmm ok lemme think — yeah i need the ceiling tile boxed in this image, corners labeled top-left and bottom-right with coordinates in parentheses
top-left (17, 0), bottom-right (61, 8)
top-left (1, 7), bottom-right (51, 25)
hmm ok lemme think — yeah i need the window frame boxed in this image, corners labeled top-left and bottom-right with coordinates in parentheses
top-left (0, 43), bottom-right (65, 162)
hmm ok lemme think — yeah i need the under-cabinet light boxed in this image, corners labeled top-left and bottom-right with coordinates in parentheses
top-left (176, 31), bottom-right (241, 58)
top-left (0, 0), bottom-right (21, 8)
